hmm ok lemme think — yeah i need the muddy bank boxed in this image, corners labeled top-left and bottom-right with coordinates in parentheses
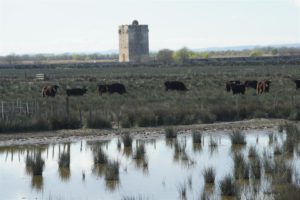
top-left (0, 118), bottom-right (286, 147)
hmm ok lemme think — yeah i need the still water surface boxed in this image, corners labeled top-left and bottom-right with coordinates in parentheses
top-left (0, 129), bottom-right (299, 200)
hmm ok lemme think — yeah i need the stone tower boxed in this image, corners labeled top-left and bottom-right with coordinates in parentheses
top-left (118, 20), bottom-right (149, 62)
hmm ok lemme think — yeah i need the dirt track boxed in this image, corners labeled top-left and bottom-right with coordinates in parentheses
top-left (0, 118), bottom-right (286, 147)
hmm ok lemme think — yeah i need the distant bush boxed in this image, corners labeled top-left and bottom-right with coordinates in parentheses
top-left (50, 115), bottom-right (81, 130)
top-left (86, 116), bottom-right (112, 129)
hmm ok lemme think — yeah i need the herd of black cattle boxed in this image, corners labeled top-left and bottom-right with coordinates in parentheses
top-left (41, 80), bottom-right (300, 98)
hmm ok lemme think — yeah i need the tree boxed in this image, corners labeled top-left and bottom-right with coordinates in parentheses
top-left (157, 49), bottom-right (174, 63)
top-left (250, 50), bottom-right (263, 57)
top-left (5, 53), bottom-right (17, 65)
top-left (174, 47), bottom-right (191, 63)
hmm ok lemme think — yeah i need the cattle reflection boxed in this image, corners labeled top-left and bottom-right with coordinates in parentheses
top-left (58, 143), bottom-right (71, 181)
top-left (25, 149), bottom-right (45, 192)
top-left (132, 142), bottom-right (148, 174)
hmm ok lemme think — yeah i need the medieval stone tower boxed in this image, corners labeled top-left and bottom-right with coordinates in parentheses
top-left (118, 20), bottom-right (149, 62)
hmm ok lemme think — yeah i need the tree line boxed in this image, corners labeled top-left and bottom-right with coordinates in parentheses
top-left (0, 47), bottom-right (299, 65)
top-left (156, 47), bottom-right (300, 64)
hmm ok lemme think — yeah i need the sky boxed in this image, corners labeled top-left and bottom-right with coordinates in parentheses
top-left (0, 0), bottom-right (300, 55)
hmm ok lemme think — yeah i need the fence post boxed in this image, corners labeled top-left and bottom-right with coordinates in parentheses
top-left (1, 101), bottom-right (4, 120)
top-left (26, 102), bottom-right (29, 116)
top-left (66, 96), bottom-right (69, 118)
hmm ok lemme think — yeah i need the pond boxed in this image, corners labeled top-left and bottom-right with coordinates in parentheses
top-left (0, 128), bottom-right (299, 200)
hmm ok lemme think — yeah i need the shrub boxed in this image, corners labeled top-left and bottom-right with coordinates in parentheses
top-left (192, 130), bottom-right (202, 144)
top-left (203, 167), bottom-right (215, 184)
top-left (230, 130), bottom-right (246, 145)
top-left (86, 116), bottom-right (112, 129)
top-left (26, 153), bottom-right (45, 176)
top-left (248, 146), bottom-right (257, 158)
top-left (93, 147), bottom-right (108, 164)
top-left (165, 127), bottom-right (177, 139)
top-left (122, 133), bottom-right (133, 147)
top-left (59, 152), bottom-right (70, 168)
top-left (219, 175), bottom-right (236, 196)
top-left (50, 115), bottom-right (81, 130)
top-left (133, 143), bottom-right (146, 160)
top-left (105, 161), bottom-right (119, 181)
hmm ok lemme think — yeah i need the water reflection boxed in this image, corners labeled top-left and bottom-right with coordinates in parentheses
top-left (0, 128), bottom-right (299, 199)
top-left (58, 143), bottom-right (71, 181)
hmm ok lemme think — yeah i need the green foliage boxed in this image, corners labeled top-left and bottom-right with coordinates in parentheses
top-left (250, 49), bottom-right (263, 57)
top-left (50, 115), bottom-right (82, 130)
top-left (86, 116), bottom-right (112, 129)
top-left (173, 47), bottom-right (191, 63)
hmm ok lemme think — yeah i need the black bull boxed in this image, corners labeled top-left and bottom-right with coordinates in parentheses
top-left (294, 80), bottom-right (300, 90)
top-left (164, 81), bottom-right (187, 91)
top-left (98, 83), bottom-right (126, 95)
top-left (66, 88), bottom-right (87, 96)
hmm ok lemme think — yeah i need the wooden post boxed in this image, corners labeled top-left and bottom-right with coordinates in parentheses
top-left (1, 101), bottom-right (4, 120)
top-left (26, 102), bottom-right (29, 116)
top-left (66, 96), bottom-right (69, 117)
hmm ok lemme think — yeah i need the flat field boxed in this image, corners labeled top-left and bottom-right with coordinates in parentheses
top-left (0, 64), bottom-right (299, 133)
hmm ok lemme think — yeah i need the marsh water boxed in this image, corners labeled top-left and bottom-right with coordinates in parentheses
top-left (0, 129), bottom-right (299, 200)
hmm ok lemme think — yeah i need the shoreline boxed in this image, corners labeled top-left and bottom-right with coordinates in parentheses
top-left (0, 118), bottom-right (286, 147)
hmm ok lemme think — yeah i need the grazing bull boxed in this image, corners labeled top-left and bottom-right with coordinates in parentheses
top-left (98, 83), bottom-right (126, 95)
top-left (244, 80), bottom-right (258, 90)
top-left (257, 80), bottom-right (271, 95)
top-left (164, 81), bottom-right (187, 91)
top-left (225, 80), bottom-right (241, 92)
top-left (294, 80), bottom-right (300, 90)
top-left (42, 85), bottom-right (59, 97)
top-left (66, 88), bottom-right (87, 96)
top-left (231, 84), bottom-right (246, 95)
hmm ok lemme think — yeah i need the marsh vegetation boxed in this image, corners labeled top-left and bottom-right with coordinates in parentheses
top-left (0, 125), bottom-right (299, 199)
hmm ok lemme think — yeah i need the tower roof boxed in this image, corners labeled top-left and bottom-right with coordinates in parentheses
top-left (132, 20), bottom-right (139, 26)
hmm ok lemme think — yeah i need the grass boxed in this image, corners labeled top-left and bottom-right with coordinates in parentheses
top-left (250, 156), bottom-right (261, 179)
top-left (105, 161), bottom-right (119, 181)
top-left (26, 152), bottom-right (45, 176)
top-left (274, 145), bottom-right (283, 155)
top-left (133, 143), bottom-right (146, 160)
top-left (219, 175), bottom-right (237, 196)
top-left (165, 127), bottom-right (177, 139)
top-left (233, 152), bottom-right (249, 179)
top-left (58, 152), bottom-right (70, 168)
top-left (203, 167), bottom-right (216, 184)
top-left (248, 146), bottom-right (257, 158)
top-left (86, 115), bottom-right (112, 129)
top-left (122, 133), bottom-right (133, 148)
top-left (209, 137), bottom-right (218, 149)
top-left (178, 183), bottom-right (187, 200)
top-left (230, 129), bottom-right (246, 145)
top-left (93, 147), bottom-right (108, 164)
top-left (192, 130), bottom-right (202, 143)
top-left (2, 64), bottom-right (300, 133)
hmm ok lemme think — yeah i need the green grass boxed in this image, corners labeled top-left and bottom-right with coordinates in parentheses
top-left (1, 64), bottom-right (300, 133)
top-left (93, 147), bottom-right (108, 164)
top-left (133, 143), bottom-right (146, 160)
top-left (192, 130), bottom-right (202, 144)
top-left (105, 161), bottom-right (119, 181)
top-left (203, 167), bottom-right (216, 184)
top-left (26, 152), bottom-right (45, 176)
top-left (165, 127), bottom-right (177, 139)
top-left (219, 175), bottom-right (237, 196)
top-left (230, 129), bottom-right (246, 145)
top-left (122, 133), bottom-right (133, 148)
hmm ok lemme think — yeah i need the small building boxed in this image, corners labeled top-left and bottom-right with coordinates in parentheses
top-left (118, 20), bottom-right (149, 63)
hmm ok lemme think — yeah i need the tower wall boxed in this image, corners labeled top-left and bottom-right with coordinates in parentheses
top-left (118, 21), bottom-right (149, 63)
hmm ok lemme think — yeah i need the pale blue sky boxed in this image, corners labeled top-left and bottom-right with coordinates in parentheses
top-left (0, 0), bottom-right (299, 55)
